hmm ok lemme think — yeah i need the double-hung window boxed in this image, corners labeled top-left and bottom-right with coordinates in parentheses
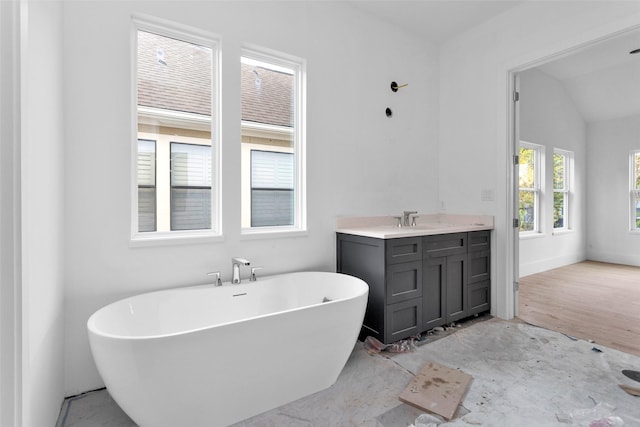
top-left (631, 150), bottom-right (640, 231)
top-left (553, 149), bottom-right (572, 231)
top-left (132, 19), bottom-right (220, 241)
top-left (519, 142), bottom-right (544, 233)
top-left (240, 49), bottom-right (306, 234)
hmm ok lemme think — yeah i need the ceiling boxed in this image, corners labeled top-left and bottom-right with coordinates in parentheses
top-left (351, 0), bottom-right (640, 123)
top-left (349, 0), bottom-right (524, 43)
top-left (536, 29), bottom-right (640, 123)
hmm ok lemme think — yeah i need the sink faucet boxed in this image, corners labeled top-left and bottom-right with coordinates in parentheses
top-left (403, 211), bottom-right (418, 227)
top-left (232, 257), bottom-right (250, 284)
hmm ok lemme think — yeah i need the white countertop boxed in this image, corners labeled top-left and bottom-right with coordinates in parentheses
top-left (336, 214), bottom-right (494, 239)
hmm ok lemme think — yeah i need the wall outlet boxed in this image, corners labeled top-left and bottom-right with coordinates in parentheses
top-left (481, 189), bottom-right (494, 201)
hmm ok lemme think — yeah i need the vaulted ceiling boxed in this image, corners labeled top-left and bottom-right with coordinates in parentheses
top-left (351, 0), bottom-right (640, 123)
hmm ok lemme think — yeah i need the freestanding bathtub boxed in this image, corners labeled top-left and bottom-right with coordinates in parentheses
top-left (87, 271), bottom-right (368, 427)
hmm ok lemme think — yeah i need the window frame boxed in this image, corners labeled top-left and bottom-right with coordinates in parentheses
top-left (240, 46), bottom-right (307, 238)
top-left (137, 139), bottom-right (157, 232)
top-left (552, 148), bottom-right (572, 232)
top-left (630, 150), bottom-right (640, 233)
top-left (130, 16), bottom-right (222, 246)
top-left (519, 141), bottom-right (544, 236)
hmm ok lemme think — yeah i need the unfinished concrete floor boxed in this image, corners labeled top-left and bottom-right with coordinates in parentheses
top-left (57, 318), bottom-right (640, 426)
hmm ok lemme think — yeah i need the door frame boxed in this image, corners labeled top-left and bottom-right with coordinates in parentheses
top-left (504, 24), bottom-right (640, 319)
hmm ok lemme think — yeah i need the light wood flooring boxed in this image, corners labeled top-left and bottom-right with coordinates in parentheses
top-left (518, 260), bottom-right (640, 357)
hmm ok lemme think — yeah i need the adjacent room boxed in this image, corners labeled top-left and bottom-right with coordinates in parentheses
top-left (1, 1), bottom-right (639, 426)
top-left (516, 28), bottom-right (640, 356)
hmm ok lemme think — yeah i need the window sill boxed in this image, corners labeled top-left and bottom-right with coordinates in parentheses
top-left (240, 227), bottom-right (308, 240)
top-left (130, 231), bottom-right (224, 247)
top-left (552, 229), bottom-right (574, 236)
top-left (519, 232), bottom-right (545, 240)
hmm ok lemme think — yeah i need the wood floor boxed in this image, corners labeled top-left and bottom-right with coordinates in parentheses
top-left (518, 260), bottom-right (640, 357)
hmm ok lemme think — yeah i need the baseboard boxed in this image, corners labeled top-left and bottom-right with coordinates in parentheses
top-left (519, 254), bottom-right (586, 277)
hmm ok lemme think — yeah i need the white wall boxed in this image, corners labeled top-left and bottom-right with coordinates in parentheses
top-left (587, 115), bottom-right (640, 266)
top-left (62, 1), bottom-right (440, 395)
top-left (21, 1), bottom-right (66, 425)
top-left (0, 1), bottom-right (22, 425)
top-left (518, 68), bottom-right (587, 276)
top-left (439, 1), bottom-right (640, 319)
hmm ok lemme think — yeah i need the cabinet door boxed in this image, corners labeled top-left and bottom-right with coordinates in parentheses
top-left (386, 261), bottom-right (422, 304)
top-left (422, 256), bottom-right (446, 329)
top-left (445, 253), bottom-right (468, 323)
top-left (386, 298), bottom-right (422, 343)
top-left (468, 280), bottom-right (490, 315)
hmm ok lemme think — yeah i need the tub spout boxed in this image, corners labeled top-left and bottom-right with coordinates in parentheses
top-left (232, 258), bottom-right (250, 284)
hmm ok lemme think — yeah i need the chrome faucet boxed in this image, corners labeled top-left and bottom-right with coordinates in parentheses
top-left (250, 266), bottom-right (263, 282)
top-left (232, 257), bottom-right (250, 284)
top-left (403, 211), bottom-right (418, 227)
top-left (207, 271), bottom-right (223, 286)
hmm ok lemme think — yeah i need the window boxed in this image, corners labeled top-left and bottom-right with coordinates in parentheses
top-left (240, 49), bottom-right (306, 233)
top-left (553, 149), bottom-right (572, 230)
top-left (171, 143), bottom-right (212, 230)
top-left (251, 150), bottom-right (294, 227)
top-left (631, 150), bottom-right (640, 231)
top-left (137, 139), bottom-right (157, 232)
top-left (132, 20), bottom-right (220, 240)
top-left (519, 142), bottom-right (543, 233)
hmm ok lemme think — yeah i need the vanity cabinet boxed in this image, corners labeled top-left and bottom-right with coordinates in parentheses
top-left (337, 230), bottom-right (491, 344)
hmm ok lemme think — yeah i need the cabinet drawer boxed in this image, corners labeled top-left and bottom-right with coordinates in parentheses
top-left (468, 230), bottom-right (491, 252)
top-left (468, 280), bottom-right (490, 315)
top-left (386, 237), bottom-right (422, 264)
top-left (468, 249), bottom-right (490, 284)
top-left (423, 233), bottom-right (467, 258)
top-left (386, 261), bottom-right (422, 304)
top-left (386, 298), bottom-right (422, 343)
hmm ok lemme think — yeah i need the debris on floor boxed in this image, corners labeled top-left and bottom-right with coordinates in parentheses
top-left (363, 336), bottom-right (417, 354)
top-left (399, 361), bottom-right (472, 421)
top-left (618, 384), bottom-right (640, 397)
top-left (558, 401), bottom-right (625, 426)
top-left (410, 413), bottom-right (443, 427)
top-left (621, 370), bottom-right (640, 383)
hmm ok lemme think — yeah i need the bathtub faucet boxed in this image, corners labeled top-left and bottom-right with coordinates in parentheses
top-left (232, 257), bottom-right (250, 284)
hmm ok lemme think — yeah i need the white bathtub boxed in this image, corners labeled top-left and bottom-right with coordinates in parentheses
top-left (87, 271), bottom-right (368, 427)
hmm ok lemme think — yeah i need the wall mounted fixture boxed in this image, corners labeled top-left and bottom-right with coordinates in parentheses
top-left (390, 81), bottom-right (408, 92)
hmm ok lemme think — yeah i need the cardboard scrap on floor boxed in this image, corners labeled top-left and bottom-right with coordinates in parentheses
top-left (619, 384), bottom-right (640, 397)
top-left (399, 361), bottom-right (472, 420)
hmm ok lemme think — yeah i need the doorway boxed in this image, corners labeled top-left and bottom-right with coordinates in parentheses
top-left (510, 27), bottom-right (640, 326)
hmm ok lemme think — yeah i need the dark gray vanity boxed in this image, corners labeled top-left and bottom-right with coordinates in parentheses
top-left (336, 216), bottom-right (492, 344)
